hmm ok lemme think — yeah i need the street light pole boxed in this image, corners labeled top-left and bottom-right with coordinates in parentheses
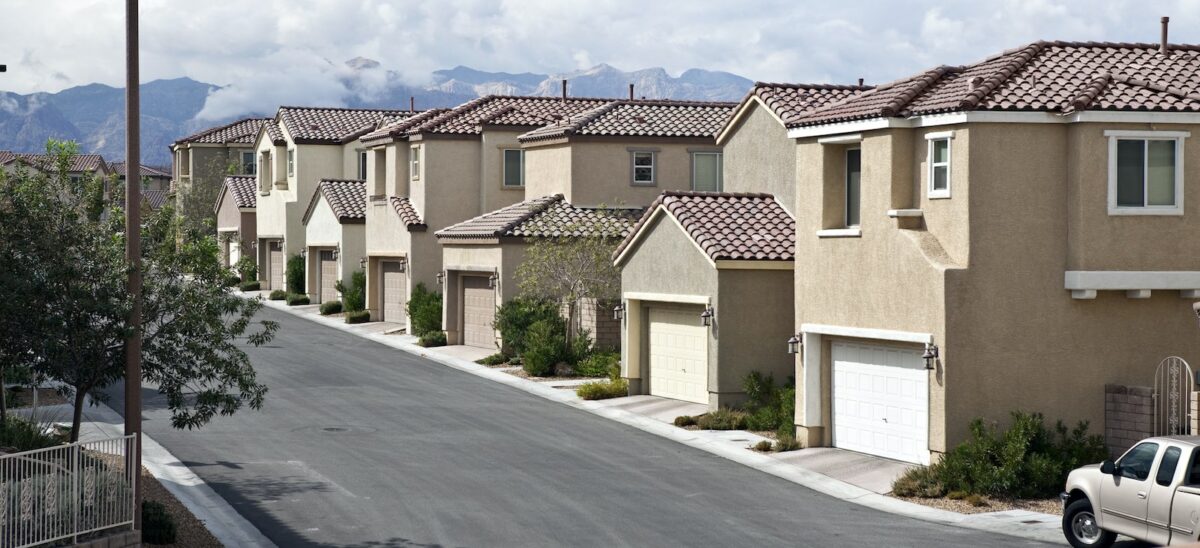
top-left (124, 0), bottom-right (143, 530)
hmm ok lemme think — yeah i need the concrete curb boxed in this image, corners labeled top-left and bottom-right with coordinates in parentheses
top-left (251, 293), bottom-right (1065, 545)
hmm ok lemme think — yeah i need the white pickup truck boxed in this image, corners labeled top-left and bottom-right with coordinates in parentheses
top-left (1062, 436), bottom-right (1200, 547)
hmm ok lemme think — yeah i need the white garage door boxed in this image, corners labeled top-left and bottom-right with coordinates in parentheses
top-left (319, 250), bottom-right (337, 303)
top-left (648, 307), bottom-right (708, 404)
top-left (832, 341), bottom-right (929, 465)
top-left (381, 261), bottom-right (407, 323)
top-left (268, 241), bottom-right (283, 290)
top-left (462, 276), bottom-right (495, 349)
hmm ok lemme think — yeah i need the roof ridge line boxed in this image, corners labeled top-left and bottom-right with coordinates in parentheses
top-left (960, 41), bottom-right (1046, 110)
top-left (1067, 73), bottom-right (1113, 113)
top-left (503, 194), bottom-right (565, 232)
top-left (883, 65), bottom-right (961, 117)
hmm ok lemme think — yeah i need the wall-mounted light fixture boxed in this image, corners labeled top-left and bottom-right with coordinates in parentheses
top-left (398, 258), bottom-right (407, 273)
top-left (488, 270), bottom-right (499, 289)
top-left (298, 248), bottom-right (307, 259)
top-left (332, 246), bottom-right (340, 261)
top-left (436, 271), bottom-right (445, 286)
top-left (700, 306), bottom-right (714, 327)
top-left (787, 334), bottom-right (802, 354)
top-left (613, 302), bottom-right (625, 321)
top-left (359, 256), bottom-right (368, 270)
top-left (922, 343), bottom-right (939, 370)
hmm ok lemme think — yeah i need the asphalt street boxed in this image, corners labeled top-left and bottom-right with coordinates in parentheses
top-left (106, 307), bottom-right (1057, 547)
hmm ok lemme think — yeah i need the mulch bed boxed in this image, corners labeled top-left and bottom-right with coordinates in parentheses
top-left (893, 494), bottom-right (1062, 515)
top-left (5, 387), bottom-right (68, 408)
top-left (140, 466), bottom-right (224, 547)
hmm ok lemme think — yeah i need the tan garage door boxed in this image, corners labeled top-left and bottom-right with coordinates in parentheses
top-left (462, 276), bottom-right (494, 349)
top-left (319, 250), bottom-right (338, 303)
top-left (381, 260), bottom-right (407, 323)
top-left (648, 307), bottom-right (708, 404)
top-left (268, 241), bottom-right (283, 290)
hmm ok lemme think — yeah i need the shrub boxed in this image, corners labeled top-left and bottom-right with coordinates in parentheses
top-left (478, 353), bottom-right (509, 366)
top-left (522, 317), bottom-right (567, 377)
top-left (753, 440), bottom-right (774, 452)
top-left (345, 310), bottom-right (370, 324)
top-left (268, 289), bottom-right (287, 300)
top-left (235, 255), bottom-right (257, 283)
top-left (742, 372), bottom-right (796, 436)
top-left (286, 253), bottom-right (305, 294)
top-left (576, 351), bottom-right (619, 378)
top-left (773, 433), bottom-right (801, 452)
top-left (569, 329), bottom-right (592, 364)
top-left (493, 297), bottom-right (559, 356)
top-left (892, 466), bottom-right (945, 498)
top-left (239, 280), bottom-right (261, 292)
top-left (141, 500), bottom-right (178, 545)
top-left (965, 494), bottom-right (988, 507)
top-left (319, 301), bottom-right (343, 315)
top-left (418, 330), bottom-right (447, 347)
top-left (0, 416), bottom-right (61, 451)
top-left (335, 270), bottom-right (366, 312)
top-left (223, 275), bottom-right (241, 287)
top-left (673, 415), bottom-right (698, 428)
top-left (407, 283), bottom-right (443, 336)
top-left (286, 292), bottom-right (310, 306)
top-left (946, 490), bottom-right (968, 501)
top-left (696, 408), bottom-right (749, 430)
top-left (576, 378), bottom-right (628, 400)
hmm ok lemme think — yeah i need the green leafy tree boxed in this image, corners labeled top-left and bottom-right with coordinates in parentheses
top-left (335, 270), bottom-right (366, 312)
top-left (286, 254), bottom-right (305, 295)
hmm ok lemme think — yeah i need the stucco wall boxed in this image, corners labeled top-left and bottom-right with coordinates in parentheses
top-left (721, 102), bottom-right (797, 209)
top-left (524, 143), bottom-right (572, 200)
top-left (716, 268), bottom-right (795, 402)
top-left (216, 188), bottom-right (241, 230)
top-left (422, 139), bottom-right (482, 228)
top-left (480, 130), bottom-right (529, 213)
top-left (567, 141), bottom-right (710, 207)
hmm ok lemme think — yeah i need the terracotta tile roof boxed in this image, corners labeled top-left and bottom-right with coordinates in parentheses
top-left (303, 178), bottom-right (366, 224)
top-left (263, 121), bottom-right (286, 145)
top-left (360, 109), bottom-right (448, 145)
top-left (175, 118), bottom-right (271, 146)
top-left (412, 96), bottom-right (612, 136)
top-left (793, 41), bottom-right (1200, 127)
top-left (217, 175), bottom-right (257, 211)
top-left (518, 99), bottom-right (737, 143)
top-left (0, 151), bottom-right (13, 165)
top-left (111, 162), bottom-right (171, 179)
top-left (278, 107), bottom-right (417, 145)
top-left (142, 189), bottom-right (169, 210)
top-left (436, 194), bottom-right (638, 240)
top-left (389, 196), bottom-right (426, 231)
top-left (748, 83), bottom-right (874, 124)
top-left (615, 191), bottom-right (795, 263)
top-left (3, 153), bottom-right (108, 173)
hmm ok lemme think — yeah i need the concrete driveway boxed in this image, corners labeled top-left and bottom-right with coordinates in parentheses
top-left (105, 307), bottom-right (1055, 547)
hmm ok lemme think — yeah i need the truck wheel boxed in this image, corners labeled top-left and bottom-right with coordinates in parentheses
top-left (1063, 498), bottom-right (1115, 548)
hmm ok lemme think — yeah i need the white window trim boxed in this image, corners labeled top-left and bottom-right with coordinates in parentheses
top-left (286, 149), bottom-right (295, 178)
top-left (410, 145), bottom-right (421, 181)
top-left (845, 146), bottom-right (861, 228)
top-left (691, 151), bottom-right (722, 191)
top-left (502, 149), bottom-right (524, 188)
top-left (1105, 130), bottom-right (1188, 216)
top-left (926, 132), bottom-right (952, 199)
top-left (631, 151), bottom-right (656, 186)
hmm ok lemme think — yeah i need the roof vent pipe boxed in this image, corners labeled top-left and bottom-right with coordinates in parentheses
top-left (857, 78), bottom-right (864, 87)
top-left (629, 83), bottom-right (634, 100)
top-left (410, 96), bottom-right (415, 111)
top-left (561, 79), bottom-right (567, 101)
top-left (1162, 16), bottom-right (1171, 56)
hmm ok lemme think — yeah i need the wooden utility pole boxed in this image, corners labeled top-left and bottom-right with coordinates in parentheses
top-left (124, 0), bottom-right (143, 530)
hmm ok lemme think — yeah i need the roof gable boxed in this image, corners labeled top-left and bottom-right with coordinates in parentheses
top-left (436, 194), bottom-right (639, 240)
top-left (302, 179), bottom-right (366, 225)
top-left (175, 117), bottom-right (271, 147)
top-left (214, 175), bottom-right (257, 213)
top-left (277, 107), bottom-right (417, 145)
top-left (716, 82), bottom-right (873, 143)
top-left (389, 196), bottom-right (427, 231)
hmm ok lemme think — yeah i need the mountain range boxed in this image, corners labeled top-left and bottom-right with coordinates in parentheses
top-left (0, 60), bottom-right (752, 166)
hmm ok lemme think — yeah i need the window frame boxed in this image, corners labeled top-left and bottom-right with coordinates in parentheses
top-left (844, 146), bottom-right (862, 228)
top-left (286, 148), bottom-right (295, 178)
top-left (630, 150), bottom-right (657, 186)
top-left (241, 151), bottom-right (257, 176)
top-left (502, 148), bottom-right (525, 188)
top-left (926, 131), bottom-right (953, 199)
top-left (1118, 442), bottom-right (1161, 481)
top-left (357, 150), bottom-right (368, 180)
top-left (690, 151), bottom-right (723, 192)
top-left (1106, 130), bottom-right (1188, 216)
top-left (410, 145), bottom-right (421, 181)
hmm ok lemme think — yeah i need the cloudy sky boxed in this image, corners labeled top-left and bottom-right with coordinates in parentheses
top-left (2, 0), bottom-right (1199, 118)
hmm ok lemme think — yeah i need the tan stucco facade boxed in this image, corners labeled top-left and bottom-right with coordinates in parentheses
top-left (303, 193), bottom-right (365, 303)
top-left (440, 241), bottom-right (528, 348)
top-left (215, 186), bottom-right (256, 267)
top-left (719, 100), bottom-right (798, 207)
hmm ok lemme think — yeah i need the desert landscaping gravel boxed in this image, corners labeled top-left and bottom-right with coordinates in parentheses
top-left (140, 466), bottom-right (223, 547)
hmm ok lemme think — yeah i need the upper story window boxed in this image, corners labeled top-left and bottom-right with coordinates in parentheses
top-left (372, 149), bottom-right (387, 196)
top-left (631, 150), bottom-right (656, 185)
top-left (1107, 130), bottom-right (1187, 215)
top-left (845, 147), bottom-right (862, 227)
top-left (410, 145), bottom-right (421, 181)
top-left (287, 149), bottom-right (295, 178)
top-left (242, 151), bottom-right (256, 176)
top-left (503, 149), bottom-right (524, 188)
top-left (259, 151), bottom-right (271, 192)
top-left (926, 131), bottom-right (952, 199)
top-left (357, 150), bottom-right (368, 180)
top-left (692, 152), bottom-right (722, 192)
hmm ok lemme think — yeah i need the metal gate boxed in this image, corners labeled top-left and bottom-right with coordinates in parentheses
top-left (1154, 356), bottom-right (1194, 436)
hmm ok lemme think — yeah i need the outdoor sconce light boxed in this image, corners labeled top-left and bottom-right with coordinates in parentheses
top-left (298, 248), bottom-right (307, 259)
top-left (1192, 301), bottom-right (1200, 328)
top-left (787, 334), bottom-right (802, 355)
top-left (359, 256), bottom-right (368, 269)
top-left (398, 258), bottom-right (407, 273)
top-left (436, 271), bottom-right (445, 286)
top-left (488, 271), bottom-right (499, 289)
top-left (922, 343), bottom-right (939, 370)
top-left (613, 303), bottom-right (625, 321)
top-left (700, 306), bottom-right (714, 327)
top-left (332, 246), bottom-right (340, 261)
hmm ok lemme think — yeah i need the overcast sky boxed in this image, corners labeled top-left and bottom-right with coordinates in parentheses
top-left (3, 0), bottom-right (1199, 115)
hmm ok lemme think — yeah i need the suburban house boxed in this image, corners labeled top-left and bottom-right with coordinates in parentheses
top-left (171, 117), bottom-right (270, 216)
top-left (436, 99), bottom-right (736, 350)
top-left (112, 162), bottom-right (172, 210)
top-left (301, 179), bottom-right (367, 304)
top-left (1, 152), bottom-right (111, 182)
top-left (778, 40), bottom-right (1200, 465)
top-left (612, 84), bottom-right (869, 407)
top-left (358, 95), bottom-right (611, 329)
top-left (214, 175), bottom-right (257, 267)
top-left (253, 106), bottom-right (416, 291)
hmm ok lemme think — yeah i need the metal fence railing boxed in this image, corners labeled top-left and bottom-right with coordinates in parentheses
top-left (1, 435), bottom-right (136, 548)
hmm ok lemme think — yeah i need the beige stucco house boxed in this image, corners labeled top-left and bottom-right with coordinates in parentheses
top-left (214, 175), bottom-right (257, 267)
top-left (253, 107), bottom-right (415, 291)
top-left (1, 152), bottom-right (111, 181)
top-left (171, 118), bottom-right (269, 222)
top-left (301, 179), bottom-right (367, 304)
top-left (778, 40), bottom-right (1200, 465)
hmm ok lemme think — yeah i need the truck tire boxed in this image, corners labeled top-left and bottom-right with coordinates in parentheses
top-left (1063, 498), bottom-right (1116, 548)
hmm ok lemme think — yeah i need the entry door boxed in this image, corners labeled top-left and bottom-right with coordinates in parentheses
top-left (462, 276), bottom-right (494, 349)
top-left (268, 241), bottom-right (283, 290)
top-left (832, 342), bottom-right (929, 464)
top-left (648, 307), bottom-right (708, 404)
top-left (319, 250), bottom-right (338, 303)
top-left (381, 261), bottom-right (407, 323)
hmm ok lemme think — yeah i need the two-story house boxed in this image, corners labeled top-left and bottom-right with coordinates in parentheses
top-left (112, 162), bottom-right (172, 210)
top-left (171, 117), bottom-right (270, 226)
top-left (214, 175), bottom-right (257, 267)
top-left (436, 99), bottom-right (736, 350)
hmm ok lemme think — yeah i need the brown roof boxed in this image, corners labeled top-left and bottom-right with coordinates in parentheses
top-left (111, 162), bottom-right (171, 179)
top-left (412, 96), bottom-right (613, 136)
top-left (389, 196), bottom-right (427, 231)
top-left (175, 118), bottom-right (271, 146)
top-left (263, 121), bottom-right (286, 145)
top-left (615, 191), bottom-right (795, 263)
top-left (360, 109), bottom-right (449, 145)
top-left (278, 107), bottom-right (416, 145)
top-left (215, 175), bottom-right (257, 212)
top-left (142, 189), bottom-right (169, 210)
top-left (0, 151), bottom-right (13, 165)
top-left (518, 100), bottom-right (737, 143)
top-left (303, 179), bottom-right (366, 224)
top-left (793, 41), bottom-right (1200, 127)
top-left (436, 194), bottom-right (638, 240)
top-left (3, 153), bottom-right (108, 174)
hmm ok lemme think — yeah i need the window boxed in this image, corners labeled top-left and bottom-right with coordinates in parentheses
top-left (632, 151), bottom-right (655, 185)
top-left (692, 152), bottom-right (722, 192)
top-left (927, 132), bottom-right (951, 198)
top-left (259, 151), bottom-right (272, 191)
top-left (503, 149), bottom-right (524, 187)
top-left (1157, 446), bottom-right (1183, 486)
top-left (845, 148), bottom-right (862, 227)
top-left (358, 150), bottom-right (368, 180)
top-left (242, 151), bottom-right (256, 175)
top-left (287, 149), bottom-right (295, 177)
top-left (1107, 130), bottom-right (1187, 215)
top-left (410, 145), bottom-right (421, 180)
top-left (1118, 442), bottom-right (1160, 481)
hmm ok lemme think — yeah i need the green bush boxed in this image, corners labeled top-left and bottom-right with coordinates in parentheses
top-left (268, 289), bottom-right (287, 300)
top-left (696, 408), bottom-right (750, 430)
top-left (753, 440), bottom-right (773, 452)
top-left (286, 253), bottom-right (305, 294)
top-left (418, 330), bottom-right (447, 347)
top-left (576, 378), bottom-right (628, 400)
top-left (891, 411), bottom-right (1108, 499)
top-left (141, 500), bottom-right (178, 545)
top-left (407, 283), bottom-right (443, 336)
top-left (0, 416), bottom-right (61, 451)
top-left (286, 292), bottom-right (310, 306)
top-left (335, 270), bottom-right (366, 312)
top-left (569, 329), bottom-right (593, 364)
top-left (576, 350), bottom-right (619, 378)
top-left (319, 301), bottom-right (343, 315)
top-left (223, 275), bottom-right (241, 287)
top-left (235, 254), bottom-right (257, 282)
top-left (773, 431), bottom-right (801, 452)
top-left (478, 353), bottom-right (509, 366)
top-left (494, 297), bottom-right (560, 356)
top-left (522, 317), bottom-right (567, 377)
top-left (673, 415), bottom-right (698, 427)
top-left (742, 372), bottom-right (796, 437)
top-left (239, 280), bottom-right (261, 292)
top-left (345, 310), bottom-right (371, 324)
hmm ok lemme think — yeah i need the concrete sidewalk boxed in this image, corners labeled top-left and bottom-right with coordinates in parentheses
top-left (247, 291), bottom-right (1066, 545)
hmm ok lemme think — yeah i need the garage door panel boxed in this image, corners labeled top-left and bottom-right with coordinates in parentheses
top-left (268, 241), bottom-right (283, 291)
top-left (648, 307), bottom-right (708, 405)
top-left (833, 341), bottom-right (929, 465)
top-left (319, 250), bottom-right (337, 303)
top-left (381, 261), bottom-right (406, 323)
top-left (462, 276), bottom-right (494, 349)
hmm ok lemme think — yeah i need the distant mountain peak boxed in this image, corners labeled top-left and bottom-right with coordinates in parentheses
top-left (345, 57), bottom-right (381, 70)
